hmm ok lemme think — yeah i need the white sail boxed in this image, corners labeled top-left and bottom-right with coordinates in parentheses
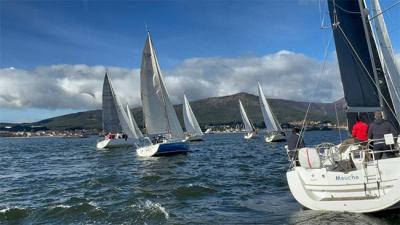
top-left (103, 73), bottom-right (137, 139)
top-left (140, 33), bottom-right (184, 140)
top-left (126, 104), bottom-right (143, 138)
top-left (371, 0), bottom-right (400, 121)
top-left (238, 100), bottom-right (254, 133)
top-left (257, 82), bottom-right (281, 132)
top-left (183, 95), bottom-right (203, 136)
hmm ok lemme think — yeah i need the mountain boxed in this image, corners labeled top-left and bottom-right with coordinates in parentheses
top-left (1, 92), bottom-right (346, 130)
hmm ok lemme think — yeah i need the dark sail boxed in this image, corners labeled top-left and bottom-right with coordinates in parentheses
top-left (327, 0), bottom-right (398, 131)
top-left (102, 73), bottom-right (123, 133)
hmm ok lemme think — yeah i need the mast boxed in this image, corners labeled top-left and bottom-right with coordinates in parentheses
top-left (358, 0), bottom-right (383, 113)
top-left (371, 0), bottom-right (400, 125)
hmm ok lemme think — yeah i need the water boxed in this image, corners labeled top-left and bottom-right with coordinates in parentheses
top-left (1, 131), bottom-right (400, 224)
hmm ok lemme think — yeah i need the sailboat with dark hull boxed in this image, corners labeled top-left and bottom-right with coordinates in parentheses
top-left (286, 0), bottom-right (400, 212)
top-left (135, 32), bottom-right (189, 157)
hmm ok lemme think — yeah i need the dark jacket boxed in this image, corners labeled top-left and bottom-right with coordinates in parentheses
top-left (287, 133), bottom-right (305, 150)
top-left (368, 118), bottom-right (398, 140)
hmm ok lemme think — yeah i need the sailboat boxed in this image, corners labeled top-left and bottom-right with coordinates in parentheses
top-left (183, 95), bottom-right (204, 141)
top-left (286, 0), bottom-right (400, 212)
top-left (135, 32), bottom-right (189, 157)
top-left (204, 128), bottom-right (213, 134)
top-left (97, 73), bottom-right (139, 149)
top-left (238, 100), bottom-right (257, 139)
top-left (258, 82), bottom-right (286, 142)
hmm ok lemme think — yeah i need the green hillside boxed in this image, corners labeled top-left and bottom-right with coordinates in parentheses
top-left (2, 92), bottom-right (345, 130)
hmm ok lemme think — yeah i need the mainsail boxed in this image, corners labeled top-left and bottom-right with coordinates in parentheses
top-left (371, 0), bottom-right (400, 123)
top-left (126, 104), bottom-right (143, 138)
top-left (102, 73), bottom-right (137, 138)
top-left (140, 33), bottom-right (184, 139)
top-left (183, 95), bottom-right (203, 136)
top-left (258, 82), bottom-right (281, 132)
top-left (238, 100), bottom-right (254, 133)
top-left (327, 0), bottom-right (399, 130)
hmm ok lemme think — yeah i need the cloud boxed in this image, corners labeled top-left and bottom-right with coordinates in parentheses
top-left (0, 65), bottom-right (140, 110)
top-left (0, 50), bottom-right (343, 110)
top-left (165, 50), bottom-right (342, 103)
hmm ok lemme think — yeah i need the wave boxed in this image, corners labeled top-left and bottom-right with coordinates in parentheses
top-left (130, 200), bottom-right (169, 220)
top-left (0, 207), bottom-right (30, 221)
top-left (174, 184), bottom-right (217, 200)
top-left (49, 204), bottom-right (71, 209)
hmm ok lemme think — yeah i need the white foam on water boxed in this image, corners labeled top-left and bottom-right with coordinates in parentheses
top-left (129, 200), bottom-right (169, 219)
top-left (0, 206), bottom-right (25, 213)
top-left (88, 201), bottom-right (101, 211)
top-left (50, 204), bottom-right (71, 209)
top-left (143, 200), bottom-right (169, 219)
top-left (0, 207), bottom-right (10, 213)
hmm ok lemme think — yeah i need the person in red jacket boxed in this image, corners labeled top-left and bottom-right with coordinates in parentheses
top-left (352, 116), bottom-right (369, 142)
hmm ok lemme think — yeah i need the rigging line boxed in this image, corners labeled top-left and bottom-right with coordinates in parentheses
top-left (338, 25), bottom-right (400, 127)
top-left (369, 0), bottom-right (400, 21)
top-left (297, 34), bottom-right (334, 148)
top-left (334, 102), bottom-right (343, 143)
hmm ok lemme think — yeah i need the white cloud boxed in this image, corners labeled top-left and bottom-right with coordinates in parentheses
top-left (0, 51), bottom-right (343, 110)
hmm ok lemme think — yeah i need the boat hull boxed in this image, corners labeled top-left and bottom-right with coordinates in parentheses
top-left (265, 133), bottom-right (286, 142)
top-left (96, 138), bottom-right (136, 149)
top-left (136, 141), bottom-right (189, 157)
top-left (286, 157), bottom-right (400, 213)
top-left (185, 135), bottom-right (204, 142)
top-left (244, 132), bottom-right (257, 139)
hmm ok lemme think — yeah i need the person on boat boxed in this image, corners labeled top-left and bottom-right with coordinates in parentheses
top-left (352, 115), bottom-right (369, 143)
top-left (368, 111), bottom-right (398, 159)
top-left (106, 133), bottom-right (114, 140)
top-left (287, 127), bottom-right (305, 162)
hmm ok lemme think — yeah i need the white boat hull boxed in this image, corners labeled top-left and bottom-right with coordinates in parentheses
top-left (287, 157), bottom-right (400, 213)
top-left (185, 135), bottom-right (203, 142)
top-left (136, 141), bottom-right (189, 157)
top-left (264, 133), bottom-right (286, 142)
top-left (96, 138), bottom-right (136, 149)
top-left (244, 132), bottom-right (257, 139)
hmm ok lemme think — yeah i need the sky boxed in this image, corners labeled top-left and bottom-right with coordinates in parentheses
top-left (0, 0), bottom-right (399, 123)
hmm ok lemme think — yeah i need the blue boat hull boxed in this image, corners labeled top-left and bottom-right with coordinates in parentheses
top-left (154, 141), bottom-right (189, 156)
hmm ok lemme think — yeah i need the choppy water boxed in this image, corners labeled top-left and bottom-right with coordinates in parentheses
top-left (1, 131), bottom-right (400, 224)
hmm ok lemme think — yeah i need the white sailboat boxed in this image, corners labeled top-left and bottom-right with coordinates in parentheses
top-left (257, 82), bottom-right (286, 142)
top-left (136, 32), bottom-right (189, 157)
top-left (287, 0), bottom-right (400, 213)
top-left (183, 95), bottom-right (204, 141)
top-left (204, 128), bottom-right (213, 134)
top-left (238, 100), bottom-right (257, 139)
top-left (97, 73), bottom-right (139, 149)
